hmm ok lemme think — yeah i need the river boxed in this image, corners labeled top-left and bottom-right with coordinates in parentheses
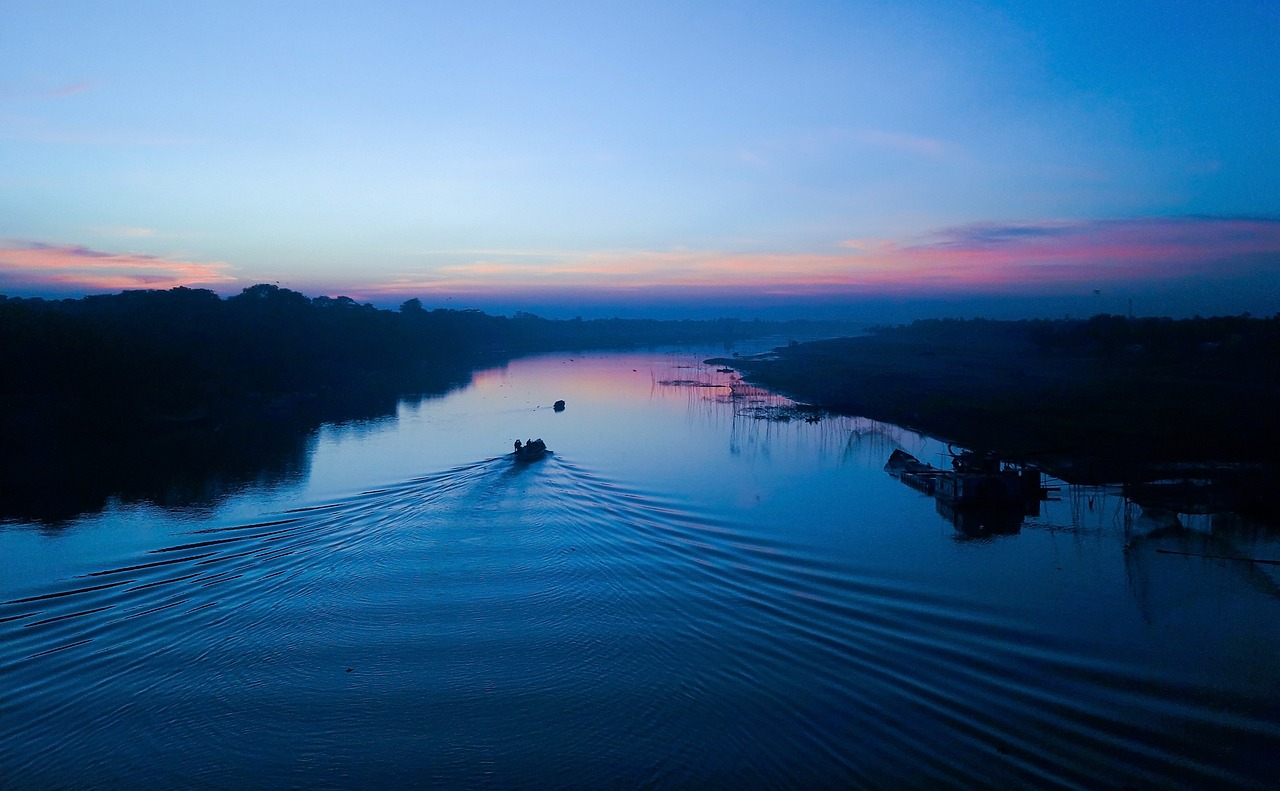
top-left (2, 346), bottom-right (1278, 789)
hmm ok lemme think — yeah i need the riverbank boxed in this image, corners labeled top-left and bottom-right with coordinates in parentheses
top-left (711, 316), bottom-right (1280, 520)
top-left (1, 285), bottom-right (855, 523)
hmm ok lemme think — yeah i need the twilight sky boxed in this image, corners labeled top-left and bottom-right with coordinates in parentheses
top-left (2, 1), bottom-right (1278, 319)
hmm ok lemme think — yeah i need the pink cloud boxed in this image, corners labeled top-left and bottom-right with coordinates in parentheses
top-left (0, 81), bottom-right (94, 101)
top-left (0, 241), bottom-right (237, 293)
top-left (48, 81), bottom-right (93, 98)
top-left (364, 217), bottom-right (1280, 301)
top-left (858, 129), bottom-right (954, 159)
top-left (893, 217), bottom-right (1280, 288)
top-left (15, 217), bottom-right (1273, 306)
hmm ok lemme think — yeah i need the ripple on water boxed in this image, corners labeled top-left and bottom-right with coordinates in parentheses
top-left (1, 456), bottom-right (1276, 789)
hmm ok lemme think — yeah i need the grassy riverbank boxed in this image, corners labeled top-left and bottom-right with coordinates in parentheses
top-left (714, 315), bottom-right (1280, 492)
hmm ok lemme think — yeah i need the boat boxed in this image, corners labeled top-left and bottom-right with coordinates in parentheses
top-left (513, 438), bottom-right (549, 461)
top-left (885, 448), bottom-right (1045, 535)
top-left (886, 448), bottom-right (1040, 504)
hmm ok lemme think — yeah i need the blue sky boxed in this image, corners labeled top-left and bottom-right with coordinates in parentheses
top-left (2, 1), bottom-right (1277, 319)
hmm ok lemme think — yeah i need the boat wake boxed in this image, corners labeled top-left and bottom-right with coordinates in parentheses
top-left (2, 455), bottom-right (1276, 788)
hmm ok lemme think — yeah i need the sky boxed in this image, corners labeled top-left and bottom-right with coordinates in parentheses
top-left (2, 1), bottom-right (1278, 320)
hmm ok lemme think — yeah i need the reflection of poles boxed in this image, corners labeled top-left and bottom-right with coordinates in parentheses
top-left (1056, 482), bottom-right (1130, 537)
top-left (1070, 484), bottom-right (1087, 527)
top-left (728, 397), bottom-right (741, 455)
top-left (1155, 548), bottom-right (1280, 566)
top-left (663, 356), bottom-right (931, 466)
top-left (1067, 483), bottom-right (1092, 529)
top-left (842, 418), bottom-right (907, 466)
top-left (1123, 497), bottom-right (1135, 545)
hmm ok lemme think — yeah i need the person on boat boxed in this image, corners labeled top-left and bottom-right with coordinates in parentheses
top-left (514, 439), bottom-right (523, 452)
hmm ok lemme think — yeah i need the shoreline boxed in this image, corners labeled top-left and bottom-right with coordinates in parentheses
top-left (709, 318), bottom-right (1280, 523)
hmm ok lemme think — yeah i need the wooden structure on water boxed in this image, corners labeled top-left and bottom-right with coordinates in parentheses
top-left (885, 449), bottom-right (1048, 536)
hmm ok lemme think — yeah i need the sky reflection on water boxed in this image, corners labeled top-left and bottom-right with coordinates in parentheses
top-left (2, 346), bottom-right (1278, 788)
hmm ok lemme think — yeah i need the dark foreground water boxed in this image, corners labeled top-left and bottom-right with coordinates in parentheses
top-left (3, 349), bottom-right (1279, 789)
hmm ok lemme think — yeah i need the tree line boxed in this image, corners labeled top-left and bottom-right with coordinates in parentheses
top-left (873, 313), bottom-right (1280, 362)
top-left (0, 283), bottom-right (816, 435)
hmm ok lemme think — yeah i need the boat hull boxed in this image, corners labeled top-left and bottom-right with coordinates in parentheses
top-left (512, 439), bottom-right (549, 462)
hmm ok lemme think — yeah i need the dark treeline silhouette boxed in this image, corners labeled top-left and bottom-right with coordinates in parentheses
top-left (2, 283), bottom-right (825, 427)
top-left (0, 284), bottom-right (836, 522)
top-left (875, 313), bottom-right (1280, 360)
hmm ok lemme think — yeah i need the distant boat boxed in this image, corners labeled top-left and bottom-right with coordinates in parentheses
top-left (513, 438), bottom-right (549, 461)
top-left (553, 400), bottom-right (566, 412)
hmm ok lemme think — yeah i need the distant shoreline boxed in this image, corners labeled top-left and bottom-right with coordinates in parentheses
top-left (711, 316), bottom-right (1280, 521)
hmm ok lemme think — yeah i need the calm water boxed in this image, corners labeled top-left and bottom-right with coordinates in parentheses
top-left (3, 348), bottom-right (1279, 789)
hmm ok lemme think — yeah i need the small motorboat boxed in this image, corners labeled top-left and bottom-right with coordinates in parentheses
top-left (512, 438), bottom-right (548, 461)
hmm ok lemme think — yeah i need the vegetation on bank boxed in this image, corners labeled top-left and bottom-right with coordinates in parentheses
top-left (1, 283), bottom-right (831, 431)
top-left (7, 286), bottom-right (1275, 521)
top-left (1, 284), bottom-right (840, 522)
top-left (717, 314), bottom-right (1280, 482)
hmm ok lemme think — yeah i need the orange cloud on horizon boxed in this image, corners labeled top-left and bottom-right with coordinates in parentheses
top-left (0, 242), bottom-right (236, 293)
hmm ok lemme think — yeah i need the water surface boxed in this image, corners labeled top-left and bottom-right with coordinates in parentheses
top-left (3, 348), bottom-right (1278, 788)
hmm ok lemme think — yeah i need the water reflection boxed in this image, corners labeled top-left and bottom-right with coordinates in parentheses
top-left (0, 361), bottom-right (481, 525)
top-left (882, 448), bottom-right (1048, 539)
top-left (2, 347), bottom-right (1279, 788)
top-left (1126, 522), bottom-right (1280, 622)
top-left (657, 356), bottom-right (921, 469)
top-left (1, 417), bottom-right (317, 526)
